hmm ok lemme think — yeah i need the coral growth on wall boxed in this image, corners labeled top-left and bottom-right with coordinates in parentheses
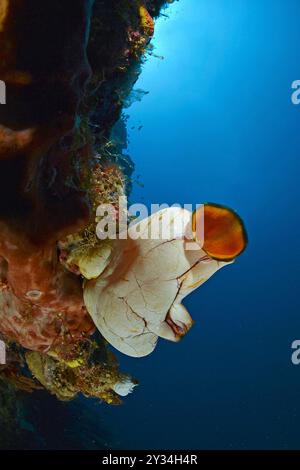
top-left (0, 0), bottom-right (171, 403)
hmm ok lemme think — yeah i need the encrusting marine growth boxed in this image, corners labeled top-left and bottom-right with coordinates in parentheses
top-left (0, 0), bottom-right (247, 404)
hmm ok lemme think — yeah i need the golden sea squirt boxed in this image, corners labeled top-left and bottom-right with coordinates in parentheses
top-left (83, 203), bottom-right (247, 358)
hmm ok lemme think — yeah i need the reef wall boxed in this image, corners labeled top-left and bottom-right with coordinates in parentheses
top-left (0, 0), bottom-right (170, 402)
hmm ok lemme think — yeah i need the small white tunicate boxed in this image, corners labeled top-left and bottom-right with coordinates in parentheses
top-left (113, 377), bottom-right (137, 397)
top-left (26, 290), bottom-right (42, 300)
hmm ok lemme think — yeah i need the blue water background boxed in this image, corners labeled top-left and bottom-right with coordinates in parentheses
top-left (99, 0), bottom-right (300, 450)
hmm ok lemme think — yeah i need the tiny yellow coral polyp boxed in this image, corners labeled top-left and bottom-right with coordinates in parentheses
top-left (0, 0), bottom-right (9, 32)
top-left (139, 5), bottom-right (155, 36)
